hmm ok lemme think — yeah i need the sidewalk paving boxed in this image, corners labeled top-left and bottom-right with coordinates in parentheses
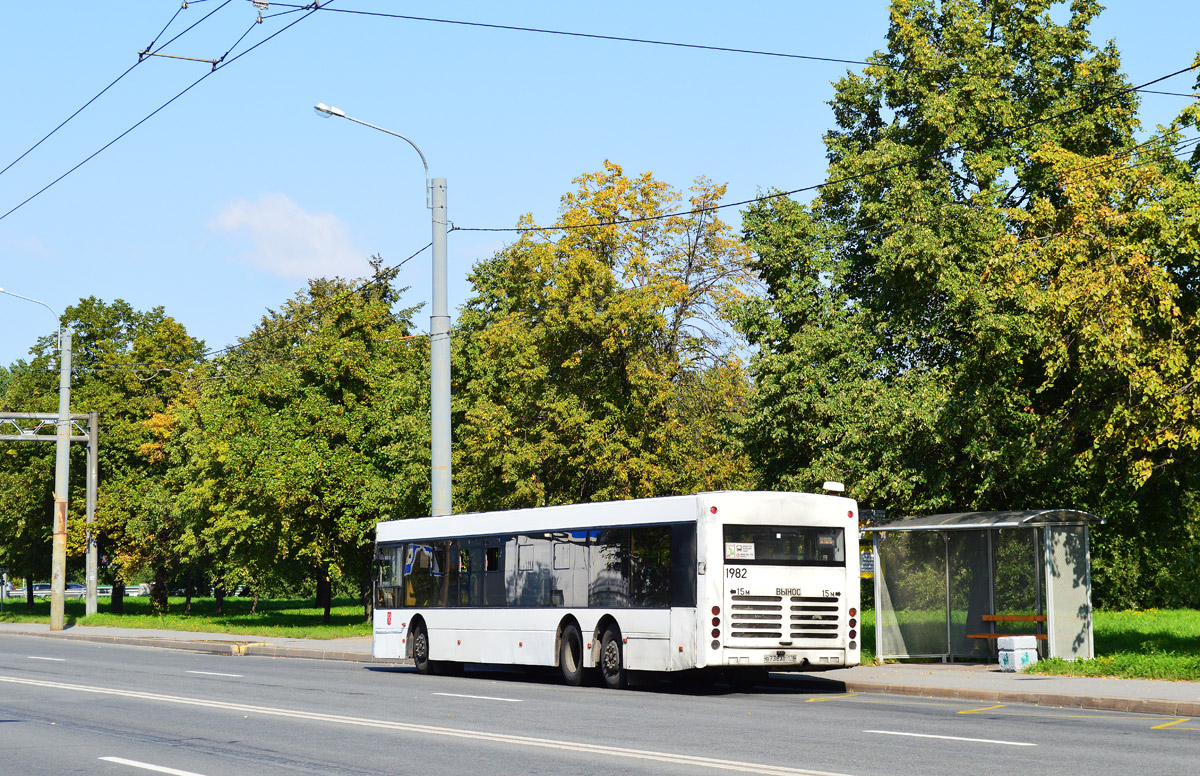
top-left (3, 621), bottom-right (1199, 716)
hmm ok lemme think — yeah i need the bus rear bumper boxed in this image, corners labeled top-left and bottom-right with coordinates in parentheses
top-left (717, 648), bottom-right (848, 670)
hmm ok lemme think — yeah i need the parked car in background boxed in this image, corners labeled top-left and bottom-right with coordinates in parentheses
top-left (7, 583), bottom-right (69, 598)
top-left (64, 583), bottom-right (87, 598)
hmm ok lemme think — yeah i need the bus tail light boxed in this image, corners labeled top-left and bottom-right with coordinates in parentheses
top-left (849, 630), bottom-right (857, 639)
top-left (711, 628), bottom-right (720, 638)
top-left (712, 605), bottom-right (720, 616)
top-left (849, 607), bottom-right (857, 617)
top-left (711, 639), bottom-right (720, 650)
top-left (848, 618), bottom-right (857, 628)
top-left (712, 617), bottom-right (720, 627)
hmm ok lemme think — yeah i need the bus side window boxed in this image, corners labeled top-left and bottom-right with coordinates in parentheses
top-left (589, 528), bottom-right (630, 607)
top-left (484, 544), bottom-right (505, 606)
top-left (405, 544), bottom-right (437, 608)
top-left (630, 526), bottom-right (671, 608)
top-left (375, 545), bottom-right (403, 609)
top-left (553, 542), bottom-right (571, 570)
top-left (670, 523), bottom-right (697, 607)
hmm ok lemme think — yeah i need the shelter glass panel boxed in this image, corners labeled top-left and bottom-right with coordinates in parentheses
top-left (993, 529), bottom-right (1040, 616)
top-left (876, 531), bottom-right (948, 659)
top-left (946, 531), bottom-right (990, 658)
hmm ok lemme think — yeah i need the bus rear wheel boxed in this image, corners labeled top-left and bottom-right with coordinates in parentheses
top-left (600, 627), bottom-right (627, 690)
top-left (559, 623), bottom-right (584, 686)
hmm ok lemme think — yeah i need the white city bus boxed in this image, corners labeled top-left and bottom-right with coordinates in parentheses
top-left (373, 491), bottom-right (860, 688)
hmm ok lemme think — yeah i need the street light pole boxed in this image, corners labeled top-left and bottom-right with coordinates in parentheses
top-left (313, 104), bottom-right (452, 517)
top-left (0, 287), bottom-right (72, 630)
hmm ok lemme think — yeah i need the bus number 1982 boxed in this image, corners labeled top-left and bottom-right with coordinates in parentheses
top-left (726, 567), bottom-right (748, 579)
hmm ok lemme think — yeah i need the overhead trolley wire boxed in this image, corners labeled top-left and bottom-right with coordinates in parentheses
top-left (143, 3), bottom-right (186, 53)
top-left (266, 2), bottom-right (1198, 99)
top-left (0, 2), bottom-right (330, 224)
top-left (142, 0), bottom-right (237, 61)
top-left (454, 61), bottom-right (1200, 235)
top-left (0, 0), bottom-right (234, 180)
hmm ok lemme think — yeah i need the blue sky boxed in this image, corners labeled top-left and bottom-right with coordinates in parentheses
top-left (1, 1), bottom-right (1196, 368)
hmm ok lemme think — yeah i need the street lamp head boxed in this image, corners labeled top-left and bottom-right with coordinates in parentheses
top-left (314, 102), bottom-right (345, 118)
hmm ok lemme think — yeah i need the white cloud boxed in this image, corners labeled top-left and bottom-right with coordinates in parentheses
top-left (208, 193), bottom-right (367, 280)
top-left (0, 235), bottom-right (55, 261)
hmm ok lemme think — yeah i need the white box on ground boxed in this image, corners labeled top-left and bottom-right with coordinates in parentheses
top-left (997, 635), bottom-right (1038, 651)
top-left (999, 648), bottom-right (1038, 672)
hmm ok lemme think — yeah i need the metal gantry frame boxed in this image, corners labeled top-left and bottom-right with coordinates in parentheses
top-left (0, 411), bottom-right (99, 615)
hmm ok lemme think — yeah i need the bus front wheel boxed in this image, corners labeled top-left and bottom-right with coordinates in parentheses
top-left (412, 622), bottom-right (432, 675)
top-left (600, 627), bottom-right (627, 690)
top-left (560, 623), bottom-right (584, 686)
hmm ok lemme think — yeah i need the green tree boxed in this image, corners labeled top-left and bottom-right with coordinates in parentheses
top-left (454, 162), bottom-right (753, 510)
top-left (736, 1), bottom-right (1200, 605)
top-left (171, 260), bottom-right (429, 620)
top-left (0, 299), bottom-right (204, 613)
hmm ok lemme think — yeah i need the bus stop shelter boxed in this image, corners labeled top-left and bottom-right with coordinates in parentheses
top-left (863, 510), bottom-right (1103, 663)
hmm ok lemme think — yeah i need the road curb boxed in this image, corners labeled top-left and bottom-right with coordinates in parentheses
top-left (0, 628), bottom-right (402, 664)
top-left (837, 680), bottom-right (1200, 717)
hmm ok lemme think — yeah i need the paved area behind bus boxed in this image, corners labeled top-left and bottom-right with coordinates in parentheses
top-left (2, 621), bottom-right (1198, 716)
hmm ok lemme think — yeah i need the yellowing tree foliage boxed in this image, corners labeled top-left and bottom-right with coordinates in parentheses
top-left (454, 162), bottom-right (753, 509)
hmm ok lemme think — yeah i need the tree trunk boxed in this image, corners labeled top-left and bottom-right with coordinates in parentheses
top-left (361, 550), bottom-right (374, 622)
top-left (110, 580), bottom-right (125, 614)
top-left (214, 585), bottom-right (225, 616)
top-left (184, 572), bottom-right (194, 615)
top-left (150, 565), bottom-right (169, 613)
top-left (250, 592), bottom-right (259, 615)
top-left (315, 572), bottom-right (331, 610)
top-left (316, 571), bottom-right (332, 625)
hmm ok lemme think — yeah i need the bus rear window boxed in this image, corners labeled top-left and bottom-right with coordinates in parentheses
top-left (723, 525), bottom-right (845, 566)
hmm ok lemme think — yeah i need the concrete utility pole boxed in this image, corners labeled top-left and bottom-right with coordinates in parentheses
top-left (86, 412), bottom-right (99, 616)
top-left (50, 328), bottom-right (72, 631)
top-left (429, 177), bottom-right (451, 517)
top-left (314, 103), bottom-right (453, 517)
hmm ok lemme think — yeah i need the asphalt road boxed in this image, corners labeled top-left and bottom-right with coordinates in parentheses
top-left (0, 636), bottom-right (1195, 776)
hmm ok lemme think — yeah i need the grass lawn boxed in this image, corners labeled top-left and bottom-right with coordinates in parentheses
top-left (1025, 609), bottom-right (1200, 681)
top-left (0, 595), bottom-right (371, 640)
top-left (860, 606), bottom-right (1200, 681)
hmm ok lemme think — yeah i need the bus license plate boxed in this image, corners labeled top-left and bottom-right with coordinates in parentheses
top-left (764, 653), bottom-right (798, 664)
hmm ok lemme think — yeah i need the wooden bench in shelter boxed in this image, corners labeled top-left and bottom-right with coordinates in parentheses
top-left (967, 613), bottom-right (1047, 641)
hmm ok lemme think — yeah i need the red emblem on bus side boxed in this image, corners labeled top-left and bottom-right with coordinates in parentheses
top-left (387, 612), bottom-right (392, 625)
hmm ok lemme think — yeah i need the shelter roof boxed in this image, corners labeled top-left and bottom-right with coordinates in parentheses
top-left (862, 509), bottom-right (1103, 532)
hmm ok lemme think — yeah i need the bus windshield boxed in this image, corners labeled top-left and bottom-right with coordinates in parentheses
top-left (723, 524), bottom-right (845, 566)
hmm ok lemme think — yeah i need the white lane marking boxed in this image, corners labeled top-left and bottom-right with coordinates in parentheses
top-left (186, 671), bottom-right (242, 678)
top-left (433, 692), bottom-right (522, 703)
top-left (98, 757), bottom-right (208, 776)
top-left (864, 730), bottom-right (1036, 747)
top-left (28, 656), bottom-right (66, 661)
top-left (1, 674), bottom-right (852, 776)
